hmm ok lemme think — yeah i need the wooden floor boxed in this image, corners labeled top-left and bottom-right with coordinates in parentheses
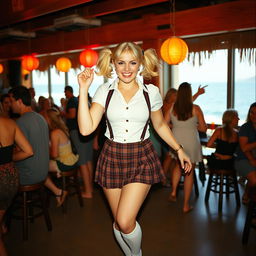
top-left (4, 172), bottom-right (256, 256)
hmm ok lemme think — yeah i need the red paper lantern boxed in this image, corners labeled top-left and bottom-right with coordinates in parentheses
top-left (79, 49), bottom-right (98, 68)
top-left (0, 64), bottom-right (3, 74)
top-left (56, 57), bottom-right (72, 72)
top-left (160, 37), bottom-right (188, 65)
top-left (22, 55), bottom-right (39, 71)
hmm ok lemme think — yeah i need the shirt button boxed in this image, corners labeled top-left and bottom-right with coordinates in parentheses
top-left (124, 139), bottom-right (126, 142)
top-left (126, 107), bottom-right (129, 110)
top-left (126, 120), bottom-right (129, 122)
top-left (126, 129), bottom-right (128, 132)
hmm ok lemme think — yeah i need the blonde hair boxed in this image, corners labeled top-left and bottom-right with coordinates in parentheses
top-left (96, 42), bottom-right (159, 80)
top-left (47, 108), bottom-right (69, 137)
top-left (222, 109), bottom-right (238, 140)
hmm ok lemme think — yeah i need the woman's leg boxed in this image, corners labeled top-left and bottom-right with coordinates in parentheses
top-left (103, 188), bottom-right (131, 255)
top-left (44, 176), bottom-right (67, 207)
top-left (104, 183), bottom-right (151, 256)
top-left (80, 162), bottom-right (93, 198)
top-left (169, 163), bottom-right (182, 201)
top-left (0, 210), bottom-right (7, 256)
top-left (183, 164), bottom-right (195, 213)
top-left (117, 183), bottom-right (150, 256)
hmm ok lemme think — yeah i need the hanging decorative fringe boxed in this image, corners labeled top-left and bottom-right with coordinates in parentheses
top-left (186, 30), bottom-right (256, 66)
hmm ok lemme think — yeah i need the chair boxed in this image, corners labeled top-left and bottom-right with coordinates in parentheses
top-left (51, 168), bottom-right (84, 213)
top-left (6, 182), bottom-right (52, 240)
top-left (242, 187), bottom-right (256, 244)
top-left (205, 168), bottom-right (240, 213)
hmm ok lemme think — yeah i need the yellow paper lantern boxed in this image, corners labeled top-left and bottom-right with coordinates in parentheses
top-left (160, 37), bottom-right (188, 65)
top-left (22, 55), bottom-right (39, 71)
top-left (56, 57), bottom-right (72, 72)
top-left (0, 64), bottom-right (3, 74)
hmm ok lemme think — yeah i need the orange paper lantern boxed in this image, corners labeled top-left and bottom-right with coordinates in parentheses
top-left (22, 55), bottom-right (39, 71)
top-left (56, 57), bottom-right (72, 72)
top-left (79, 49), bottom-right (98, 68)
top-left (0, 64), bottom-right (3, 74)
top-left (160, 37), bottom-right (188, 65)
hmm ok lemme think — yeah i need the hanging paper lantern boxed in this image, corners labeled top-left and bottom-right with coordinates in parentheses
top-left (56, 57), bottom-right (72, 72)
top-left (22, 55), bottom-right (39, 71)
top-left (160, 37), bottom-right (188, 65)
top-left (0, 64), bottom-right (3, 74)
top-left (79, 49), bottom-right (98, 68)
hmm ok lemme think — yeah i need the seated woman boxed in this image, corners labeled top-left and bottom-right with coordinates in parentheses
top-left (207, 109), bottom-right (239, 170)
top-left (235, 102), bottom-right (256, 204)
top-left (44, 108), bottom-right (79, 207)
top-left (0, 116), bottom-right (33, 255)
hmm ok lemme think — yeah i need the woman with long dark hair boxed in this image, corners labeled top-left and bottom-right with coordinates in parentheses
top-left (169, 82), bottom-right (207, 213)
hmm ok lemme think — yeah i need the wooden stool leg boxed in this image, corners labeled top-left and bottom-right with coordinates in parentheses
top-left (40, 187), bottom-right (52, 231)
top-left (233, 174), bottom-right (240, 207)
top-left (62, 176), bottom-right (67, 214)
top-left (73, 172), bottom-right (84, 207)
top-left (218, 174), bottom-right (224, 213)
top-left (22, 191), bottom-right (28, 240)
top-left (242, 201), bottom-right (254, 244)
top-left (226, 175), bottom-right (230, 199)
top-left (194, 171), bottom-right (199, 197)
top-left (205, 173), bottom-right (213, 203)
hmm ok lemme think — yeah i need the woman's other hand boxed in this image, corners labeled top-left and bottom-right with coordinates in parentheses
top-left (78, 68), bottom-right (94, 90)
top-left (177, 150), bottom-right (192, 173)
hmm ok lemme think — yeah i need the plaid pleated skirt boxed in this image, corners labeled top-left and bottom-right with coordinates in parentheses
top-left (95, 138), bottom-right (165, 188)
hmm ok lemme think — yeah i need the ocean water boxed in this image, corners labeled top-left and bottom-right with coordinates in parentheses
top-left (33, 77), bottom-right (255, 126)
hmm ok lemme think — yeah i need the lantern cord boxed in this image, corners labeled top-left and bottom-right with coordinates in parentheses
top-left (169, 0), bottom-right (176, 36)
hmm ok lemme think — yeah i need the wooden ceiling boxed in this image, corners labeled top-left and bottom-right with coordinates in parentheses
top-left (0, 0), bottom-right (255, 60)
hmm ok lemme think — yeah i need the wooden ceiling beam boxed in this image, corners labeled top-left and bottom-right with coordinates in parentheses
top-left (0, 1), bottom-right (255, 60)
top-left (0, 0), bottom-right (93, 28)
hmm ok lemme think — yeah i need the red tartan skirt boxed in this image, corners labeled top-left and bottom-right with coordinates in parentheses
top-left (95, 138), bottom-right (165, 188)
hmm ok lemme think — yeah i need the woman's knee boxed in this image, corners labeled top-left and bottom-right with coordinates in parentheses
top-left (115, 216), bottom-right (135, 234)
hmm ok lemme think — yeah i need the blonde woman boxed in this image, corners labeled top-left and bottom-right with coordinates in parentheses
top-left (207, 109), bottom-right (239, 170)
top-left (44, 108), bottom-right (78, 207)
top-left (77, 42), bottom-right (192, 255)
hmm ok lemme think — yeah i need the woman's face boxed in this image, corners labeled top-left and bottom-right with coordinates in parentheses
top-left (2, 97), bottom-right (11, 112)
top-left (249, 106), bottom-right (256, 124)
top-left (114, 50), bottom-right (140, 85)
top-left (231, 113), bottom-right (239, 127)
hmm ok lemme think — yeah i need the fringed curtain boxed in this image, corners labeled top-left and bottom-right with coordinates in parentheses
top-left (185, 30), bottom-right (256, 65)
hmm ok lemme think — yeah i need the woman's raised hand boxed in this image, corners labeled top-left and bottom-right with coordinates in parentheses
top-left (77, 68), bottom-right (94, 90)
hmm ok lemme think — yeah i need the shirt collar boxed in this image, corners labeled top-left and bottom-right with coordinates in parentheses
top-left (108, 78), bottom-right (148, 92)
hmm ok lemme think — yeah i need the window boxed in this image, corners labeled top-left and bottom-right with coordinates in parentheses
top-left (50, 66), bottom-right (65, 106)
top-left (178, 50), bottom-right (228, 125)
top-left (234, 49), bottom-right (256, 125)
top-left (32, 66), bottom-right (104, 106)
top-left (32, 70), bottom-right (48, 101)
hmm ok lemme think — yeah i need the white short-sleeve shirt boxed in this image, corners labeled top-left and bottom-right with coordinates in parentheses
top-left (92, 78), bottom-right (163, 143)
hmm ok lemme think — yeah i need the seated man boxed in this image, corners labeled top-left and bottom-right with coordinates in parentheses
top-left (9, 86), bottom-right (49, 185)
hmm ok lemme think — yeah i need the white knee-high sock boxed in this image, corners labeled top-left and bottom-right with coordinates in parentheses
top-left (121, 222), bottom-right (142, 256)
top-left (113, 223), bottom-right (131, 256)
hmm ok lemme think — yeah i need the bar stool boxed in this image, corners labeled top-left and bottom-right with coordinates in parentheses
top-left (51, 168), bottom-right (84, 213)
top-left (242, 187), bottom-right (256, 244)
top-left (6, 182), bottom-right (52, 240)
top-left (205, 168), bottom-right (240, 213)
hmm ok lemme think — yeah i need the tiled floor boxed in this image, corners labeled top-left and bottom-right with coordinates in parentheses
top-left (4, 172), bottom-right (256, 256)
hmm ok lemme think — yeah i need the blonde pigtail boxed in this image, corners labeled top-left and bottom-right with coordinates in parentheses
top-left (141, 48), bottom-right (159, 80)
top-left (96, 48), bottom-right (113, 78)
